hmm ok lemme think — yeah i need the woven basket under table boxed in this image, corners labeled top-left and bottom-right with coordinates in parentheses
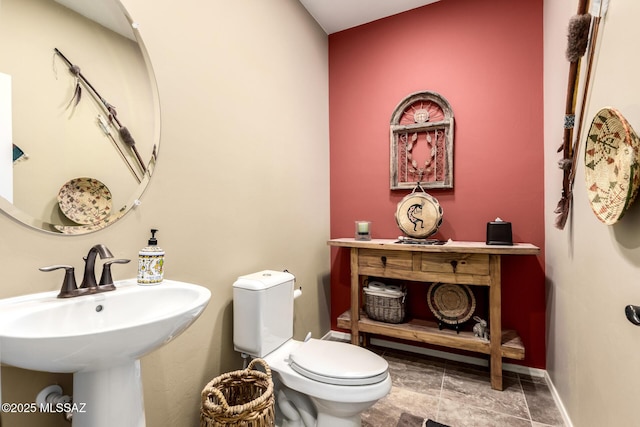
top-left (200, 358), bottom-right (274, 427)
top-left (364, 286), bottom-right (406, 324)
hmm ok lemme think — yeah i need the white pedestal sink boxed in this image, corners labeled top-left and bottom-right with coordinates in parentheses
top-left (0, 279), bottom-right (211, 427)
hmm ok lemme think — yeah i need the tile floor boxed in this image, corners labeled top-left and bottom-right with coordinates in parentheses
top-left (362, 346), bottom-right (566, 427)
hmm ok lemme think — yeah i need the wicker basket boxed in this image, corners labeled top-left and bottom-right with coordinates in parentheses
top-left (363, 282), bottom-right (406, 324)
top-left (200, 358), bottom-right (275, 427)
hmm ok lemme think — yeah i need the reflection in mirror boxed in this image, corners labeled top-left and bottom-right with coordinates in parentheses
top-left (0, 0), bottom-right (159, 234)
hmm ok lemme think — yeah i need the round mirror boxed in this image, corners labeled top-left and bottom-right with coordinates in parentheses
top-left (0, 0), bottom-right (160, 234)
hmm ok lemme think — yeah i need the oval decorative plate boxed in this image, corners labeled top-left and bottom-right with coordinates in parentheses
top-left (395, 190), bottom-right (443, 238)
top-left (57, 177), bottom-right (113, 225)
top-left (427, 283), bottom-right (476, 324)
top-left (585, 107), bottom-right (640, 225)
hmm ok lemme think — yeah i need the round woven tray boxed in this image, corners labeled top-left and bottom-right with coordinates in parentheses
top-left (200, 358), bottom-right (274, 427)
top-left (585, 107), bottom-right (640, 225)
top-left (427, 283), bottom-right (476, 324)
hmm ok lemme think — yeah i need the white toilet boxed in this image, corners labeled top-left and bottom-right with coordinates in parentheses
top-left (233, 270), bottom-right (392, 427)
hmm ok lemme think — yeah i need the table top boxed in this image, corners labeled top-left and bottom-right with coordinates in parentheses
top-left (327, 238), bottom-right (540, 255)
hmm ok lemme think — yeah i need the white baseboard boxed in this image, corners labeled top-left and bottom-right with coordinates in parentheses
top-left (544, 370), bottom-right (574, 427)
top-left (320, 330), bottom-right (342, 341)
top-left (326, 330), bottom-right (572, 426)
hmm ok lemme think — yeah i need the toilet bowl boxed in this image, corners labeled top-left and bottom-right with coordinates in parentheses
top-left (264, 339), bottom-right (391, 427)
top-left (232, 270), bottom-right (391, 427)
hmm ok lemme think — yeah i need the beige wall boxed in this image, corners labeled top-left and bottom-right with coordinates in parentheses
top-left (0, 0), bottom-right (329, 426)
top-left (544, 0), bottom-right (640, 425)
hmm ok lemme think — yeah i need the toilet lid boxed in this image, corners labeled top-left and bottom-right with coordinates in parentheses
top-left (289, 339), bottom-right (388, 386)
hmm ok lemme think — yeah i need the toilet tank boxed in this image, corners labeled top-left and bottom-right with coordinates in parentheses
top-left (233, 270), bottom-right (295, 357)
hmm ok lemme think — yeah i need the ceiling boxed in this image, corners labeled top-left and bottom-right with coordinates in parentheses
top-left (54, 0), bottom-right (135, 40)
top-left (55, 0), bottom-right (441, 39)
top-left (298, 0), bottom-right (441, 34)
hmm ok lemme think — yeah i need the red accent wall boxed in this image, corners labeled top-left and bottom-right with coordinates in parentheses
top-left (329, 0), bottom-right (546, 368)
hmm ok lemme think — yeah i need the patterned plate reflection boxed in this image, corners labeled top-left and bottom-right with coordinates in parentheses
top-left (57, 177), bottom-right (112, 225)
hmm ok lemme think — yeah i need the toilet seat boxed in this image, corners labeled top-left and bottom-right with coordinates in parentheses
top-left (288, 339), bottom-right (388, 386)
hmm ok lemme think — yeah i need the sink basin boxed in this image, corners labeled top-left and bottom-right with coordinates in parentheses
top-left (0, 279), bottom-right (211, 427)
top-left (0, 279), bottom-right (211, 372)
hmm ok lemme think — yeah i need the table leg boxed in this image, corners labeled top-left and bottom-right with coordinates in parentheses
top-left (489, 254), bottom-right (503, 390)
top-left (350, 247), bottom-right (360, 345)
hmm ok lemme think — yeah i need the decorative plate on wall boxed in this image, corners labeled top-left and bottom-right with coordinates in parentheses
top-left (427, 282), bottom-right (476, 325)
top-left (57, 177), bottom-right (113, 225)
top-left (585, 107), bottom-right (640, 225)
top-left (395, 187), bottom-right (443, 238)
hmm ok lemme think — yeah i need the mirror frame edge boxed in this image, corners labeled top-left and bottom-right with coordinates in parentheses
top-left (0, 0), bottom-right (161, 236)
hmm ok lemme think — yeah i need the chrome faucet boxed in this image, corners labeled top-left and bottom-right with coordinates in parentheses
top-left (80, 244), bottom-right (113, 290)
top-left (40, 244), bottom-right (130, 298)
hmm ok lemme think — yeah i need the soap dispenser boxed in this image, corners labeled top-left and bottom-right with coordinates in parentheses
top-left (137, 229), bottom-right (165, 285)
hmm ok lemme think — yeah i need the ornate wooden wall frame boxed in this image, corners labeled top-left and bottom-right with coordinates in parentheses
top-left (390, 91), bottom-right (454, 190)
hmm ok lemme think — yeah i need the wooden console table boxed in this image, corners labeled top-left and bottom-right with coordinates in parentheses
top-left (328, 238), bottom-right (540, 390)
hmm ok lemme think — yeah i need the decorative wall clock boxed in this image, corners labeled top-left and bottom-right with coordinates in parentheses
top-left (390, 91), bottom-right (454, 190)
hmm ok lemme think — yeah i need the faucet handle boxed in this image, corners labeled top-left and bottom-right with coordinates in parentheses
top-left (99, 259), bottom-right (131, 287)
top-left (39, 265), bottom-right (77, 298)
